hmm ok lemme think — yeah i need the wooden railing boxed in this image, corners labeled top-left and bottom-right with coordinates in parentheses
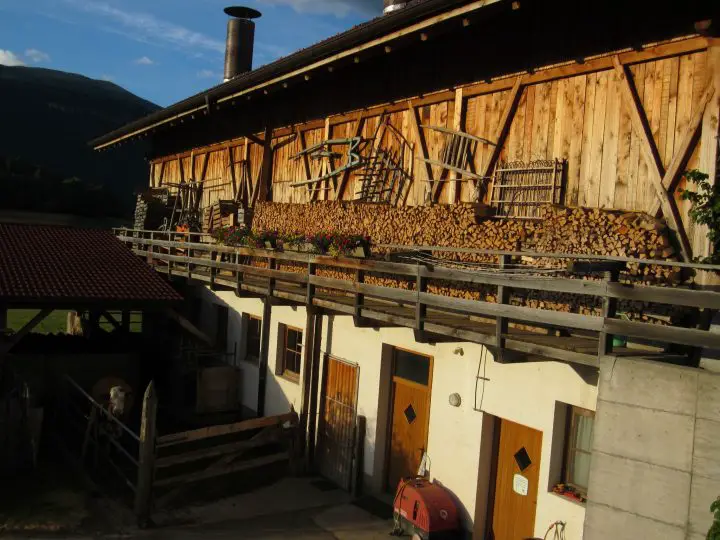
top-left (115, 228), bottom-right (720, 367)
top-left (153, 411), bottom-right (299, 509)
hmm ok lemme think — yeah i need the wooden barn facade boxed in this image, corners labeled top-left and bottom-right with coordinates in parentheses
top-left (95, 1), bottom-right (720, 539)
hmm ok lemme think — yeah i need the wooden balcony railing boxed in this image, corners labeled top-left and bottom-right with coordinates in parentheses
top-left (114, 228), bottom-right (720, 368)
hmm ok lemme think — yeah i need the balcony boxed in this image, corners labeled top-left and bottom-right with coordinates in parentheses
top-left (114, 228), bottom-right (720, 369)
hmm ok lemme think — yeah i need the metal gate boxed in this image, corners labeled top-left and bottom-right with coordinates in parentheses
top-left (316, 355), bottom-right (359, 491)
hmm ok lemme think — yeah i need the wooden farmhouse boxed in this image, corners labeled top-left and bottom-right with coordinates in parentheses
top-left (94, 1), bottom-right (720, 538)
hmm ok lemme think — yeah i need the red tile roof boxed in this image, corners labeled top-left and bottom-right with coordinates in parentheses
top-left (0, 223), bottom-right (182, 305)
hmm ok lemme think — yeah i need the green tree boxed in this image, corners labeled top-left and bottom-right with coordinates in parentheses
top-left (679, 169), bottom-right (720, 264)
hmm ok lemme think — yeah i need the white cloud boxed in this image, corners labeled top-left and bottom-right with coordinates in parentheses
top-left (100, 74), bottom-right (115, 82)
top-left (134, 55), bottom-right (154, 65)
top-left (64, 0), bottom-right (225, 54)
top-left (197, 69), bottom-right (219, 79)
top-left (258, 0), bottom-right (380, 17)
top-left (25, 48), bottom-right (50, 63)
top-left (0, 49), bottom-right (25, 66)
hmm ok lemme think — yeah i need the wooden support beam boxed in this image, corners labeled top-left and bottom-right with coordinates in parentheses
top-left (0, 308), bottom-right (53, 356)
top-left (101, 311), bottom-right (122, 331)
top-left (649, 78), bottom-right (716, 215)
top-left (164, 307), bottom-right (214, 347)
top-left (612, 56), bottom-right (693, 261)
top-left (598, 269), bottom-right (620, 356)
top-left (694, 40), bottom-right (720, 274)
top-left (300, 308), bottom-right (316, 452)
top-left (306, 312), bottom-right (323, 470)
top-left (495, 255), bottom-right (510, 362)
top-left (408, 101), bottom-right (435, 204)
top-left (246, 133), bottom-right (264, 146)
top-left (481, 76), bottom-right (524, 188)
top-left (449, 88), bottom-right (465, 203)
top-left (414, 265), bottom-right (428, 343)
top-left (257, 298), bottom-right (272, 416)
top-left (134, 381), bottom-right (158, 528)
top-left (335, 112), bottom-right (366, 200)
top-left (254, 124), bottom-right (274, 206)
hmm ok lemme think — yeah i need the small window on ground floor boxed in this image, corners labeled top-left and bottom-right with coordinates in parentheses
top-left (276, 323), bottom-right (302, 382)
top-left (563, 406), bottom-right (594, 496)
top-left (243, 314), bottom-right (262, 365)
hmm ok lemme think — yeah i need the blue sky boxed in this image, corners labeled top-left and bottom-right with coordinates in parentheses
top-left (0, 0), bottom-right (380, 106)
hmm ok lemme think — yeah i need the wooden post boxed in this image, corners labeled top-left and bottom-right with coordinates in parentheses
top-left (257, 298), bottom-right (272, 416)
top-left (235, 252), bottom-right (244, 296)
top-left (496, 255), bottom-right (511, 362)
top-left (306, 313), bottom-right (323, 470)
top-left (414, 265), bottom-right (428, 343)
top-left (598, 269), bottom-right (620, 356)
top-left (135, 381), bottom-right (158, 528)
top-left (690, 309), bottom-right (715, 367)
top-left (299, 308), bottom-right (317, 457)
top-left (268, 257), bottom-right (277, 298)
top-left (210, 249), bottom-right (218, 290)
top-left (306, 262), bottom-right (316, 306)
top-left (353, 269), bottom-right (365, 327)
top-left (121, 311), bottom-right (130, 333)
top-left (352, 415), bottom-right (366, 497)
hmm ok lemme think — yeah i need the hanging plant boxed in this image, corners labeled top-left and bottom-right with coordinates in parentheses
top-left (678, 169), bottom-right (720, 264)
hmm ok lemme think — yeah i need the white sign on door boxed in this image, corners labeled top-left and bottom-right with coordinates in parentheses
top-left (513, 474), bottom-right (529, 496)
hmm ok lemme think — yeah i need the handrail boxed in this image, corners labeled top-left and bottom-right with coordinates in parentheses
top-left (114, 228), bottom-right (720, 362)
top-left (113, 227), bottom-right (720, 271)
top-left (116, 232), bottom-right (720, 310)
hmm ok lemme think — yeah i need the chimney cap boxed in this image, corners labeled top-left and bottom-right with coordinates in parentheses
top-left (224, 6), bottom-right (262, 19)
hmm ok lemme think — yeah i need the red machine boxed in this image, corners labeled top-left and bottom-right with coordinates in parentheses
top-left (392, 477), bottom-right (461, 539)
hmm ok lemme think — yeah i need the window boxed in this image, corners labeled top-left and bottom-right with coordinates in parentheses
top-left (564, 406), bottom-right (595, 495)
top-left (215, 304), bottom-right (229, 352)
top-left (276, 324), bottom-right (302, 382)
top-left (244, 315), bottom-right (262, 364)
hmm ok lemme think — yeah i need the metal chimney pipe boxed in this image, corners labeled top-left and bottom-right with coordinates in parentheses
top-left (384, 0), bottom-right (407, 14)
top-left (224, 6), bottom-right (262, 82)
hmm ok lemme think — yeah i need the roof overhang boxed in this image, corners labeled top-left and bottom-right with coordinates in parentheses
top-left (90, 0), bottom-right (506, 151)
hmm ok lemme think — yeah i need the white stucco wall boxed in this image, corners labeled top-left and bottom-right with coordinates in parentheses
top-left (197, 289), bottom-right (597, 538)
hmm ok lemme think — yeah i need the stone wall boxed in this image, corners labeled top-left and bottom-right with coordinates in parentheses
top-left (584, 357), bottom-right (720, 540)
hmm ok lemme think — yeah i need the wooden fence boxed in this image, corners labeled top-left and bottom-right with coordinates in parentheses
top-left (60, 376), bottom-right (298, 527)
top-left (115, 228), bottom-right (720, 368)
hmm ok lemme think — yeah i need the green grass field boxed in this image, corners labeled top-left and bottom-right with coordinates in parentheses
top-left (7, 310), bottom-right (69, 334)
top-left (6, 310), bottom-right (142, 334)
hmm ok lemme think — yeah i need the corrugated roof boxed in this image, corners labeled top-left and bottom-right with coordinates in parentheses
top-left (0, 224), bottom-right (182, 305)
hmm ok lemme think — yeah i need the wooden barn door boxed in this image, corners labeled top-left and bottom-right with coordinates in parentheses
top-left (491, 419), bottom-right (543, 540)
top-left (386, 349), bottom-right (432, 492)
top-left (316, 356), bottom-right (359, 490)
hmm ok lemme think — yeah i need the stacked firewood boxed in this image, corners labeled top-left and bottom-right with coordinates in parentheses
top-left (253, 201), bottom-right (690, 322)
top-left (253, 202), bottom-right (679, 277)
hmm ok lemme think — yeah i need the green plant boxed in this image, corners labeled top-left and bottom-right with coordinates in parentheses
top-left (679, 169), bottom-right (720, 264)
top-left (707, 497), bottom-right (720, 540)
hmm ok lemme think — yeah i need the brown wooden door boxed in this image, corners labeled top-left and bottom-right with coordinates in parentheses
top-left (491, 419), bottom-right (543, 540)
top-left (386, 349), bottom-right (432, 492)
top-left (317, 356), bottom-right (359, 490)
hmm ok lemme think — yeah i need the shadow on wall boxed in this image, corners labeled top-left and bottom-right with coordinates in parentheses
top-left (263, 368), bottom-right (293, 417)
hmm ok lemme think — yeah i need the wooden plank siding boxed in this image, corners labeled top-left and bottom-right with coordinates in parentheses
top-left (148, 39), bottom-right (716, 257)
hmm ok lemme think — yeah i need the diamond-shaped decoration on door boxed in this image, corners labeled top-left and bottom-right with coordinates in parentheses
top-left (404, 404), bottom-right (417, 424)
top-left (514, 447), bottom-right (532, 472)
